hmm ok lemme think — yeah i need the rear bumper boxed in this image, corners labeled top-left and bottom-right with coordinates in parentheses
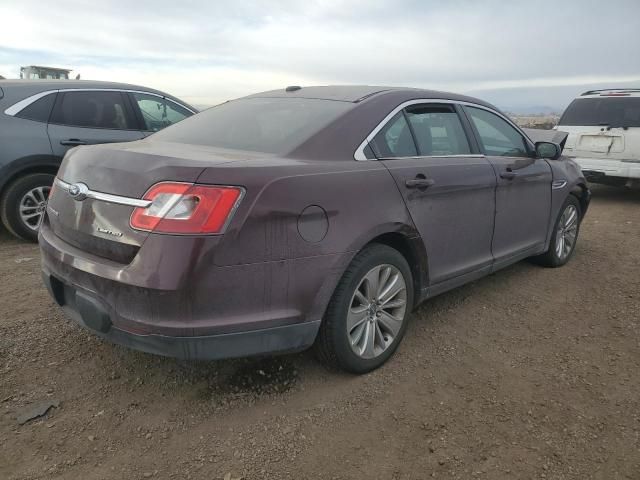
top-left (38, 220), bottom-right (347, 360)
top-left (568, 156), bottom-right (640, 180)
top-left (42, 270), bottom-right (320, 360)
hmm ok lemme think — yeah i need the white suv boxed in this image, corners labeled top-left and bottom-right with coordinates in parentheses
top-left (557, 89), bottom-right (640, 187)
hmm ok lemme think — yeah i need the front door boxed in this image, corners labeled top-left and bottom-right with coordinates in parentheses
top-left (47, 90), bottom-right (144, 159)
top-left (463, 106), bottom-right (552, 267)
top-left (372, 103), bottom-right (497, 286)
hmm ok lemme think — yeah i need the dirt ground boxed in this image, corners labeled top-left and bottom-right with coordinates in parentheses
top-left (1, 185), bottom-right (639, 480)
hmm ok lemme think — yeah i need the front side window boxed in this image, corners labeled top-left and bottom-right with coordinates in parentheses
top-left (466, 107), bottom-right (529, 157)
top-left (405, 104), bottom-right (471, 155)
top-left (132, 93), bottom-right (192, 132)
top-left (50, 91), bottom-right (134, 129)
top-left (370, 112), bottom-right (418, 157)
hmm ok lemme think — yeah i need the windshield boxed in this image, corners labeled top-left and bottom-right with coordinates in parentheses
top-left (152, 97), bottom-right (353, 154)
top-left (559, 97), bottom-right (640, 127)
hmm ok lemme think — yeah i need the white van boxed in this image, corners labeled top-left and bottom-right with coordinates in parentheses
top-left (557, 89), bottom-right (640, 187)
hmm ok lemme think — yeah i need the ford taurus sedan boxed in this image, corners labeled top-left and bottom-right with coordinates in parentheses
top-left (39, 86), bottom-right (590, 373)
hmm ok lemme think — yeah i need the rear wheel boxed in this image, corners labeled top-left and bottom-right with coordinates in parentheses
top-left (533, 195), bottom-right (581, 267)
top-left (0, 173), bottom-right (55, 242)
top-left (315, 244), bottom-right (414, 374)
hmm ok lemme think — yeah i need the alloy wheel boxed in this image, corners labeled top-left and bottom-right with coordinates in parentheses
top-left (347, 264), bottom-right (408, 359)
top-left (19, 186), bottom-right (50, 231)
top-left (555, 204), bottom-right (578, 261)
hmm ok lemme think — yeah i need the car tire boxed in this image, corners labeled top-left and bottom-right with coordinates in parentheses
top-left (0, 173), bottom-right (55, 242)
top-left (532, 195), bottom-right (582, 268)
top-left (315, 243), bottom-right (414, 374)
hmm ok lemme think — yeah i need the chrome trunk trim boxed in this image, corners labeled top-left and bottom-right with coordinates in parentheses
top-left (55, 178), bottom-right (152, 208)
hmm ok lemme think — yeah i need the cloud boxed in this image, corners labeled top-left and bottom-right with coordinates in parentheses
top-left (1, 0), bottom-right (639, 107)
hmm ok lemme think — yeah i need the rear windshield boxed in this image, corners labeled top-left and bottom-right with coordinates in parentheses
top-left (559, 97), bottom-right (640, 127)
top-left (151, 97), bottom-right (353, 154)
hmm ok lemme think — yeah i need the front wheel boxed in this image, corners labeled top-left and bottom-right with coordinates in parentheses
top-left (533, 195), bottom-right (582, 267)
top-left (315, 244), bottom-right (414, 374)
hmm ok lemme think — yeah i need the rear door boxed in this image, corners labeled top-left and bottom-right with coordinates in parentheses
top-left (373, 103), bottom-right (497, 286)
top-left (463, 106), bottom-right (552, 266)
top-left (47, 90), bottom-right (144, 158)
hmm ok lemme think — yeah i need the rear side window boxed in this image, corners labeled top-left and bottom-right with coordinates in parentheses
top-left (559, 97), bottom-right (640, 127)
top-left (466, 107), bottom-right (529, 157)
top-left (371, 112), bottom-right (418, 158)
top-left (405, 104), bottom-right (471, 155)
top-left (131, 93), bottom-right (192, 131)
top-left (50, 91), bottom-right (135, 129)
top-left (15, 93), bottom-right (56, 122)
top-left (152, 97), bottom-right (353, 154)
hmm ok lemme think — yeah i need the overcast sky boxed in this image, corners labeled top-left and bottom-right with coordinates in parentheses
top-left (1, 0), bottom-right (639, 110)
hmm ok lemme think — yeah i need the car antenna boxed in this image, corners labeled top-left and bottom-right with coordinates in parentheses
top-left (285, 85), bottom-right (302, 92)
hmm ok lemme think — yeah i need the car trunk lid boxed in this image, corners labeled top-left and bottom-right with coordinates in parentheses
top-left (47, 140), bottom-right (258, 263)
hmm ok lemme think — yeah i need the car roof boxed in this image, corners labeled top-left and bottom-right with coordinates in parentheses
top-left (247, 85), bottom-right (393, 102)
top-left (245, 85), bottom-right (498, 109)
top-left (578, 88), bottom-right (640, 98)
top-left (0, 79), bottom-right (162, 91)
top-left (0, 79), bottom-right (196, 111)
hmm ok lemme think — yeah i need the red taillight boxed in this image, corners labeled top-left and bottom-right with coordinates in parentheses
top-left (130, 182), bottom-right (243, 235)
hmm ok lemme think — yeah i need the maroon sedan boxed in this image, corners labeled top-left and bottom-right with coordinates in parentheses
top-left (39, 86), bottom-right (590, 373)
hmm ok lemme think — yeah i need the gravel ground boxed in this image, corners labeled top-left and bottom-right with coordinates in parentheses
top-left (1, 185), bottom-right (639, 480)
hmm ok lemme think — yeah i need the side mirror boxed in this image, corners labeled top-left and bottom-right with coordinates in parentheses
top-left (535, 141), bottom-right (561, 160)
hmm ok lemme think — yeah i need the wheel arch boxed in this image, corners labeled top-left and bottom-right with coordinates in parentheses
top-left (312, 226), bottom-right (428, 323)
top-left (363, 232), bottom-right (428, 309)
top-left (570, 182), bottom-right (590, 219)
top-left (0, 155), bottom-right (61, 198)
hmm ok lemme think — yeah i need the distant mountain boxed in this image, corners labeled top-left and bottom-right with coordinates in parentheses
top-left (466, 79), bottom-right (640, 116)
top-left (500, 105), bottom-right (559, 116)
top-left (195, 81), bottom-right (640, 117)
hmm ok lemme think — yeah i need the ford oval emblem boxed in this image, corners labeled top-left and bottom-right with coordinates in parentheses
top-left (68, 183), bottom-right (89, 201)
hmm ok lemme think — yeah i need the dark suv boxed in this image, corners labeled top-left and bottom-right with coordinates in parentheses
top-left (0, 80), bottom-right (196, 240)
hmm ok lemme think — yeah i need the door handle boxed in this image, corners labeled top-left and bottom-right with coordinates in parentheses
top-left (405, 176), bottom-right (435, 189)
top-left (60, 139), bottom-right (87, 146)
top-left (500, 170), bottom-right (518, 180)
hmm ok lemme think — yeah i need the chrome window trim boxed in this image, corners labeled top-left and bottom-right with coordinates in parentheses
top-left (354, 98), bottom-right (532, 161)
top-left (55, 178), bottom-right (152, 208)
top-left (377, 154), bottom-right (486, 161)
top-left (3, 90), bottom-right (56, 116)
top-left (4, 88), bottom-right (197, 117)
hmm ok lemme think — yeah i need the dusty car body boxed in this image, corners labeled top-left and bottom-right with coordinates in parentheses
top-left (39, 86), bottom-right (590, 373)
